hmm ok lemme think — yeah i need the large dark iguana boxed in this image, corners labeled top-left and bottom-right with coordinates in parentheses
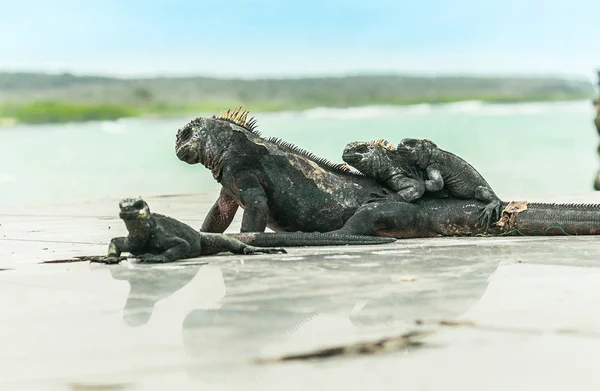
top-left (175, 108), bottom-right (600, 238)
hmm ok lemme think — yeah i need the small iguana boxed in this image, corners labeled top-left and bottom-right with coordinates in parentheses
top-left (100, 197), bottom-right (287, 264)
top-left (342, 139), bottom-right (429, 203)
top-left (394, 138), bottom-right (502, 227)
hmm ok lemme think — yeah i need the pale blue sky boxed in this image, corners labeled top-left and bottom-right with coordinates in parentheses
top-left (1, 0), bottom-right (598, 79)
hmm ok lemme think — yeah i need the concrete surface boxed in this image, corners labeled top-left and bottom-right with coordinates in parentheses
top-left (1, 191), bottom-right (600, 391)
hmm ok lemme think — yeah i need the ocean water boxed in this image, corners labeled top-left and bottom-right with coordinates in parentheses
top-left (1, 100), bottom-right (598, 207)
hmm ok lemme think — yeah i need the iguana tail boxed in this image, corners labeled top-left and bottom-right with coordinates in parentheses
top-left (226, 232), bottom-right (396, 246)
top-left (496, 201), bottom-right (600, 236)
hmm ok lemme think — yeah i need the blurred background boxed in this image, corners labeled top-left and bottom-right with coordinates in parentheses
top-left (1, 0), bottom-right (599, 207)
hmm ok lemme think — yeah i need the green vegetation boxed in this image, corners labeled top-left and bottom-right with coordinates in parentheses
top-left (0, 72), bottom-right (595, 125)
top-left (0, 101), bottom-right (139, 124)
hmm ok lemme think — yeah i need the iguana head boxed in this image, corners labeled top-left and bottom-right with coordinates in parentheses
top-left (396, 138), bottom-right (437, 168)
top-left (175, 107), bottom-right (259, 174)
top-left (118, 197), bottom-right (151, 221)
top-left (342, 140), bottom-right (396, 180)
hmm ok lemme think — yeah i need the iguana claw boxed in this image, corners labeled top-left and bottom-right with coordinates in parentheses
top-left (243, 246), bottom-right (287, 255)
top-left (478, 201), bottom-right (502, 229)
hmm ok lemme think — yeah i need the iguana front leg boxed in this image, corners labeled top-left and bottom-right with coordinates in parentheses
top-left (239, 187), bottom-right (269, 232)
top-left (387, 176), bottom-right (426, 202)
top-left (102, 236), bottom-right (146, 264)
top-left (234, 174), bottom-right (269, 232)
top-left (137, 237), bottom-right (191, 263)
top-left (424, 166), bottom-right (444, 192)
top-left (201, 187), bottom-right (239, 233)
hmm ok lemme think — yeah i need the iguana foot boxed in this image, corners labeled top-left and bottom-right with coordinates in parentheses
top-left (136, 254), bottom-right (169, 263)
top-left (478, 200), bottom-right (502, 229)
top-left (242, 246), bottom-right (287, 255)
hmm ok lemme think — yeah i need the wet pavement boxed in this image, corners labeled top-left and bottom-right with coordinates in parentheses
top-left (1, 191), bottom-right (600, 391)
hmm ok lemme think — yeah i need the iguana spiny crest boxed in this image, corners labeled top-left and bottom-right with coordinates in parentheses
top-left (175, 107), bottom-right (353, 176)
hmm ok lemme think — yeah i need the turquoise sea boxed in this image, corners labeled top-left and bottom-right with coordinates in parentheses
top-left (1, 100), bottom-right (598, 207)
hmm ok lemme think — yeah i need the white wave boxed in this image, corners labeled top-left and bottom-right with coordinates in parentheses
top-left (274, 99), bottom-right (595, 120)
top-left (300, 104), bottom-right (432, 119)
top-left (476, 100), bottom-right (594, 116)
top-left (438, 100), bottom-right (485, 113)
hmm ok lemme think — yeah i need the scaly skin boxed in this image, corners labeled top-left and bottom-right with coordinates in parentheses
top-left (99, 197), bottom-right (287, 264)
top-left (394, 138), bottom-right (502, 228)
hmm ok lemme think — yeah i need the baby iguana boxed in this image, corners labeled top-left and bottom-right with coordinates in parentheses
top-left (100, 197), bottom-right (286, 264)
top-left (342, 139), bottom-right (428, 203)
top-left (395, 138), bottom-right (502, 227)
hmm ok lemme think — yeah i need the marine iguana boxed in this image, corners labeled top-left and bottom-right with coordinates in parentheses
top-left (393, 138), bottom-right (503, 228)
top-left (175, 107), bottom-right (600, 238)
top-left (341, 139), bottom-right (428, 203)
top-left (99, 197), bottom-right (288, 264)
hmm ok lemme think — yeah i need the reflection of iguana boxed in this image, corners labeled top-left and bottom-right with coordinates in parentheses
top-left (176, 107), bottom-right (600, 238)
top-left (393, 138), bottom-right (502, 228)
top-left (100, 197), bottom-right (287, 264)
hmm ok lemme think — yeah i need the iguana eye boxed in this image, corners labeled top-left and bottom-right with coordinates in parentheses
top-left (355, 145), bottom-right (369, 153)
top-left (133, 200), bottom-right (144, 209)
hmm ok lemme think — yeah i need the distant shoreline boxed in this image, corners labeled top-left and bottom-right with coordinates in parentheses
top-left (1, 71), bottom-right (595, 126)
top-left (0, 96), bottom-right (593, 126)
